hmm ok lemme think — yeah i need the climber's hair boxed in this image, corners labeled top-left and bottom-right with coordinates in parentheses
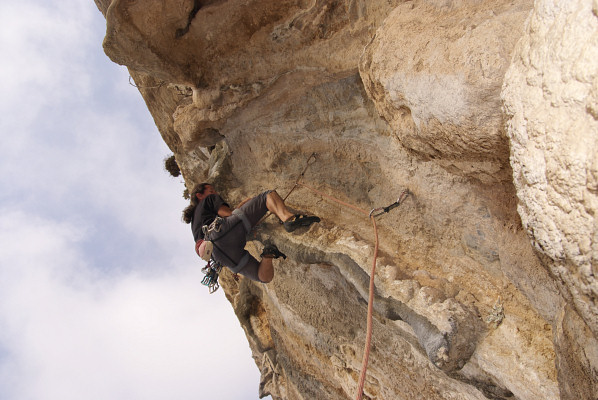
top-left (182, 182), bottom-right (211, 224)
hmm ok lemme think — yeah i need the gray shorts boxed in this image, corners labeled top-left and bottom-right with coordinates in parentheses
top-left (209, 190), bottom-right (272, 282)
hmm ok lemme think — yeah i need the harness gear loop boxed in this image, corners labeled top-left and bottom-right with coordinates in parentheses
top-left (201, 260), bottom-right (223, 294)
top-left (202, 216), bottom-right (224, 237)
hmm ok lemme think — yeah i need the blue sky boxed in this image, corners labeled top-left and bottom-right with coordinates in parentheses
top-left (0, 1), bottom-right (265, 399)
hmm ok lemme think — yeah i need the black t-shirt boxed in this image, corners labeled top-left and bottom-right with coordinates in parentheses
top-left (191, 194), bottom-right (230, 241)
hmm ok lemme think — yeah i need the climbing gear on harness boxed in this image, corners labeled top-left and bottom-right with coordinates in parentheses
top-left (201, 260), bottom-right (223, 294)
top-left (202, 216), bottom-right (225, 238)
top-left (197, 217), bottom-right (240, 294)
top-left (195, 239), bottom-right (213, 262)
top-left (197, 216), bottom-right (252, 293)
top-left (199, 242), bottom-right (249, 293)
top-left (283, 214), bottom-right (321, 232)
top-left (260, 244), bottom-right (287, 259)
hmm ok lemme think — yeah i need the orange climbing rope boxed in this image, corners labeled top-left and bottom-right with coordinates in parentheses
top-left (357, 214), bottom-right (378, 400)
top-left (260, 153), bottom-right (408, 399)
top-left (298, 183), bottom-right (369, 216)
top-left (297, 181), bottom-right (408, 400)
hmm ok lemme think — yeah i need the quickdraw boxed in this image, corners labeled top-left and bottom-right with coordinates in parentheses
top-left (287, 154), bottom-right (411, 400)
top-left (369, 189), bottom-right (411, 218)
top-left (201, 260), bottom-right (223, 294)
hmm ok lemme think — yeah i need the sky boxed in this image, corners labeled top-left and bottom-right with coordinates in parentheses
top-left (0, 1), bottom-right (267, 399)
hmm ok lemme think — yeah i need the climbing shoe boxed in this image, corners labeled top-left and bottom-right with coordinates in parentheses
top-left (261, 244), bottom-right (287, 259)
top-left (283, 214), bottom-right (321, 233)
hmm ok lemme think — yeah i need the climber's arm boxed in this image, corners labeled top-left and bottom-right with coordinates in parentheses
top-left (217, 204), bottom-right (233, 217)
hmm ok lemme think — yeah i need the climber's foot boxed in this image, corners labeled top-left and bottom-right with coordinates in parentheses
top-left (261, 244), bottom-right (287, 259)
top-left (283, 214), bottom-right (320, 233)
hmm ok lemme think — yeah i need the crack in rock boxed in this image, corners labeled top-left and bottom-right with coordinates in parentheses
top-left (175, 0), bottom-right (202, 38)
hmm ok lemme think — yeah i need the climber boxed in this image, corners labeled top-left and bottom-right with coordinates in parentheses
top-left (182, 183), bottom-right (320, 283)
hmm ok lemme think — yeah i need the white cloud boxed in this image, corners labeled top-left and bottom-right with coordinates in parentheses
top-left (0, 209), bottom-right (261, 400)
top-left (0, 1), bottom-right (94, 120)
top-left (0, 1), bottom-right (267, 399)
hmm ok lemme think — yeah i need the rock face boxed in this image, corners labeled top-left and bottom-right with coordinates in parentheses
top-left (502, 1), bottom-right (598, 397)
top-left (360, 1), bottom-right (532, 184)
top-left (96, 0), bottom-right (598, 399)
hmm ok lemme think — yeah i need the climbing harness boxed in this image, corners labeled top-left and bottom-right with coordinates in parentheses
top-left (202, 216), bottom-right (225, 237)
top-left (195, 239), bottom-right (213, 262)
top-left (197, 216), bottom-right (249, 293)
top-left (201, 260), bottom-right (223, 294)
top-left (288, 153), bottom-right (410, 400)
top-left (195, 217), bottom-right (225, 263)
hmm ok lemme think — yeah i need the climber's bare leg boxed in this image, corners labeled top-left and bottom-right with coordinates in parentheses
top-left (258, 257), bottom-right (274, 283)
top-left (266, 191), bottom-right (294, 222)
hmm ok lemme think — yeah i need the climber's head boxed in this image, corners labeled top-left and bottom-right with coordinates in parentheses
top-left (193, 182), bottom-right (215, 201)
top-left (182, 182), bottom-right (214, 224)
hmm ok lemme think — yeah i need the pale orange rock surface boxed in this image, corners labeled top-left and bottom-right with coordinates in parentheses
top-left (95, 1), bottom-right (598, 399)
